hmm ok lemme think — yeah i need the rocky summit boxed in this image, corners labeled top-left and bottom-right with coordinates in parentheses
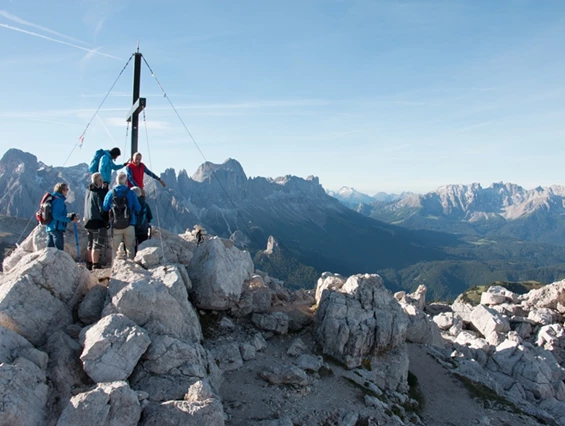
top-left (0, 224), bottom-right (564, 425)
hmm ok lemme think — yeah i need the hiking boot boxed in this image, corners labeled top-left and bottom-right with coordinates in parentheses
top-left (92, 263), bottom-right (103, 270)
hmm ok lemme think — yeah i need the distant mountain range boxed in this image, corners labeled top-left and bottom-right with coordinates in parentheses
top-left (2, 148), bottom-right (565, 300)
top-left (326, 186), bottom-right (410, 208)
top-left (357, 182), bottom-right (565, 246)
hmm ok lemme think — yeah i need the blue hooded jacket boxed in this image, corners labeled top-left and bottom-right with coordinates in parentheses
top-left (46, 192), bottom-right (71, 232)
top-left (102, 185), bottom-right (141, 226)
top-left (100, 150), bottom-right (124, 184)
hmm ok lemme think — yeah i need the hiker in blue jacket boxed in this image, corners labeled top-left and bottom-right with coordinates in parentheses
top-left (46, 182), bottom-right (79, 250)
top-left (103, 172), bottom-right (141, 260)
top-left (99, 147), bottom-right (127, 189)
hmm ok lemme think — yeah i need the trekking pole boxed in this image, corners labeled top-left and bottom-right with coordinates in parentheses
top-left (73, 222), bottom-right (81, 264)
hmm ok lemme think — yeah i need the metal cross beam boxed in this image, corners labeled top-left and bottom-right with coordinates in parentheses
top-left (125, 49), bottom-right (146, 159)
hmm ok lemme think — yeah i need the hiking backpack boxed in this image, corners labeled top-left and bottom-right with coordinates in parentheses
top-left (110, 189), bottom-right (131, 229)
top-left (36, 193), bottom-right (54, 225)
top-left (135, 203), bottom-right (149, 235)
top-left (89, 149), bottom-right (106, 173)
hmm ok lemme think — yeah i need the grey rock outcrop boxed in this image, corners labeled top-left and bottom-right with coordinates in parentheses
top-left (140, 380), bottom-right (225, 426)
top-left (103, 261), bottom-right (202, 343)
top-left (80, 314), bottom-right (151, 383)
top-left (0, 248), bottom-right (94, 345)
top-left (252, 312), bottom-right (289, 335)
top-left (470, 304), bottom-right (511, 337)
top-left (45, 330), bottom-right (92, 422)
top-left (130, 335), bottom-right (221, 402)
top-left (0, 326), bottom-right (49, 426)
top-left (315, 272), bottom-right (346, 304)
top-left (231, 275), bottom-right (272, 317)
top-left (78, 285), bottom-right (107, 325)
top-left (189, 237), bottom-right (254, 310)
top-left (315, 273), bottom-right (408, 370)
top-left (57, 381), bottom-right (142, 426)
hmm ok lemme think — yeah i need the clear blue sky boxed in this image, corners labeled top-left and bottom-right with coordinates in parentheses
top-left (1, 1), bottom-right (565, 194)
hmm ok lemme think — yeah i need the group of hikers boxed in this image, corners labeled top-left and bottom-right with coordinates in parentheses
top-left (39, 147), bottom-right (166, 270)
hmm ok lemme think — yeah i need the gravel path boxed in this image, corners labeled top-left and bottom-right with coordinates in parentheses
top-left (407, 343), bottom-right (543, 426)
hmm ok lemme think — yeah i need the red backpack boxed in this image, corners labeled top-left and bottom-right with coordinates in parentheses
top-left (36, 193), bottom-right (54, 225)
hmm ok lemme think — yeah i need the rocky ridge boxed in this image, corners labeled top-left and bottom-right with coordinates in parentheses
top-left (0, 224), bottom-right (562, 425)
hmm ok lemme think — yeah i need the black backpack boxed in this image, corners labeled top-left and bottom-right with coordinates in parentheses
top-left (110, 189), bottom-right (131, 229)
top-left (36, 193), bottom-right (54, 225)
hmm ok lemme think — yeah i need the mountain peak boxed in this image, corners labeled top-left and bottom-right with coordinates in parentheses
top-left (192, 158), bottom-right (247, 183)
top-left (0, 149), bottom-right (39, 174)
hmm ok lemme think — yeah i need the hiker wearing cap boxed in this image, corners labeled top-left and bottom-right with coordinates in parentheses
top-left (100, 147), bottom-right (127, 189)
top-left (126, 152), bottom-right (166, 192)
top-left (46, 182), bottom-right (79, 250)
top-left (84, 172), bottom-right (109, 270)
top-left (103, 172), bottom-right (141, 260)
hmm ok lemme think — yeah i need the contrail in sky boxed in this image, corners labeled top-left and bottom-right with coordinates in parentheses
top-left (0, 10), bottom-right (89, 45)
top-left (0, 23), bottom-right (121, 60)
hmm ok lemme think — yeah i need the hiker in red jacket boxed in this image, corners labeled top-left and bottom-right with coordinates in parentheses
top-left (126, 152), bottom-right (166, 192)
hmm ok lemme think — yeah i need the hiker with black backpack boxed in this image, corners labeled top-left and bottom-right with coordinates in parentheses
top-left (102, 172), bottom-right (141, 260)
top-left (131, 186), bottom-right (153, 252)
top-left (42, 182), bottom-right (79, 250)
top-left (84, 172), bottom-right (109, 270)
top-left (89, 147), bottom-right (127, 189)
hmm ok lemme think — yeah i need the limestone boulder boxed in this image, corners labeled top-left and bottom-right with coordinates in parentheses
top-left (78, 285), bottom-right (108, 325)
top-left (239, 343), bottom-right (257, 361)
top-left (433, 312), bottom-right (456, 330)
top-left (259, 363), bottom-right (309, 386)
top-left (0, 325), bottom-right (48, 370)
top-left (470, 304), bottom-right (511, 338)
top-left (451, 298), bottom-right (473, 323)
top-left (130, 335), bottom-right (222, 402)
top-left (45, 331), bottom-right (91, 422)
top-left (0, 327), bottom-right (49, 426)
top-left (295, 354), bottom-right (324, 373)
top-left (401, 303), bottom-right (444, 347)
top-left (252, 312), bottom-right (289, 335)
top-left (134, 246), bottom-right (162, 269)
top-left (315, 273), bottom-right (408, 369)
top-left (189, 237), bottom-right (254, 310)
top-left (80, 314), bottom-right (151, 383)
top-left (231, 275), bottom-right (272, 317)
top-left (3, 223), bottom-right (93, 272)
top-left (57, 381), bottom-right (142, 426)
top-left (103, 261), bottom-right (202, 343)
top-left (137, 227), bottom-right (195, 266)
top-left (0, 249), bottom-right (95, 345)
top-left (454, 331), bottom-right (490, 352)
top-left (528, 308), bottom-right (559, 326)
top-left (315, 272), bottom-right (346, 304)
top-left (480, 286), bottom-right (519, 306)
top-left (0, 358), bottom-right (49, 426)
top-left (210, 342), bottom-right (244, 372)
top-left (522, 280), bottom-right (565, 310)
top-left (537, 324), bottom-right (565, 363)
top-left (405, 285), bottom-right (427, 311)
top-left (140, 395), bottom-right (225, 426)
